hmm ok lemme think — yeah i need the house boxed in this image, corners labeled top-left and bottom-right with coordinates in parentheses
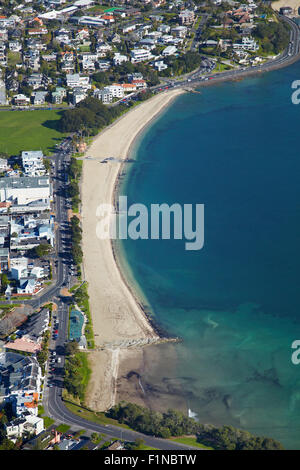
top-left (13, 94), bottom-right (30, 106)
top-left (105, 440), bottom-right (125, 450)
top-left (130, 48), bottom-right (154, 63)
top-left (128, 72), bottom-right (143, 82)
top-left (9, 40), bottom-right (21, 52)
top-left (21, 151), bottom-right (45, 177)
top-left (171, 26), bottom-right (187, 38)
top-left (96, 42), bottom-right (112, 56)
top-left (153, 60), bottom-right (168, 71)
top-left (233, 36), bottom-right (259, 52)
top-left (4, 338), bottom-right (42, 354)
top-left (158, 24), bottom-right (171, 33)
top-left (113, 53), bottom-right (128, 66)
top-left (179, 9), bottom-right (195, 25)
top-left (33, 91), bottom-right (48, 106)
top-left (94, 88), bottom-right (113, 104)
top-left (10, 257), bottom-right (28, 281)
top-left (5, 415), bottom-right (44, 440)
top-left (162, 45), bottom-right (177, 56)
top-left (72, 87), bottom-right (86, 105)
top-left (81, 58), bottom-right (96, 72)
top-left (0, 247), bottom-right (9, 271)
top-left (17, 278), bottom-right (37, 294)
top-left (98, 60), bottom-right (111, 71)
top-left (51, 87), bottom-right (66, 104)
top-left (28, 27), bottom-right (48, 36)
top-left (103, 85), bottom-right (124, 98)
top-left (27, 73), bottom-right (43, 89)
top-left (132, 79), bottom-right (147, 89)
top-left (42, 53), bottom-right (57, 62)
top-left (76, 28), bottom-right (90, 41)
top-left (66, 73), bottom-right (90, 90)
top-left (120, 83), bottom-right (137, 92)
top-left (0, 158), bottom-right (9, 172)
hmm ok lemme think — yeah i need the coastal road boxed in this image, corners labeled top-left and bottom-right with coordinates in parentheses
top-left (151, 15), bottom-right (300, 92)
top-left (46, 386), bottom-right (203, 451)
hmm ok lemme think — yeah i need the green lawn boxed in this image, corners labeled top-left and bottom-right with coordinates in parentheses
top-left (0, 109), bottom-right (66, 156)
top-left (63, 399), bottom-right (131, 430)
top-left (38, 405), bottom-right (55, 429)
top-left (56, 423), bottom-right (71, 434)
top-left (44, 416), bottom-right (55, 428)
top-left (170, 436), bottom-right (214, 450)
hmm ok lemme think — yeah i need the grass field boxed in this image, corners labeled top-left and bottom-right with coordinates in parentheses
top-left (63, 399), bottom-right (131, 430)
top-left (0, 109), bottom-right (66, 156)
top-left (56, 424), bottom-right (71, 434)
top-left (170, 436), bottom-right (214, 450)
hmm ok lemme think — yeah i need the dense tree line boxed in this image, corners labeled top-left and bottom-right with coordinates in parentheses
top-left (36, 329), bottom-right (50, 375)
top-left (253, 21), bottom-right (290, 55)
top-left (70, 215), bottom-right (83, 266)
top-left (59, 97), bottom-right (126, 135)
top-left (161, 51), bottom-right (203, 77)
top-left (107, 403), bottom-right (199, 438)
top-left (64, 341), bottom-right (85, 400)
top-left (68, 157), bottom-right (82, 213)
top-left (196, 424), bottom-right (284, 450)
top-left (107, 402), bottom-right (284, 449)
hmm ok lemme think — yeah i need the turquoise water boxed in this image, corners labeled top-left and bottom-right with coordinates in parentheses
top-left (118, 62), bottom-right (300, 449)
top-left (69, 309), bottom-right (84, 342)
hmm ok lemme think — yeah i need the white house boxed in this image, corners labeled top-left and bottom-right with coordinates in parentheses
top-left (113, 53), bottom-right (128, 66)
top-left (94, 88), bottom-right (113, 104)
top-left (162, 45), bottom-right (177, 56)
top-left (130, 48), bottom-right (154, 63)
top-left (21, 151), bottom-right (45, 177)
top-left (66, 73), bottom-right (90, 90)
top-left (103, 85), bottom-right (124, 98)
top-left (6, 415), bottom-right (44, 440)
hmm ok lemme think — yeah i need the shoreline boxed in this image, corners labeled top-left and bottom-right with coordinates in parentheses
top-left (81, 88), bottom-right (185, 411)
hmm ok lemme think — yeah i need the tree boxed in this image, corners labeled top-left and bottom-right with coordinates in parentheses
top-left (34, 243), bottom-right (52, 258)
top-left (43, 158), bottom-right (51, 172)
top-left (1, 273), bottom-right (9, 292)
top-left (65, 340), bottom-right (78, 356)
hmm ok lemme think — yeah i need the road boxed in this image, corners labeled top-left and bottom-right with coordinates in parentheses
top-left (153, 15), bottom-right (300, 91)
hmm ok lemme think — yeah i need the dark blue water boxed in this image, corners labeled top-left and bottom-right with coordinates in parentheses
top-left (118, 62), bottom-right (300, 449)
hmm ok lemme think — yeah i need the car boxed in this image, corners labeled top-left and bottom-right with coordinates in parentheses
top-left (53, 352), bottom-right (56, 356)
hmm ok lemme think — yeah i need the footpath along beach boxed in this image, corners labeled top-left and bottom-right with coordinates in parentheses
top-left (81, 88), bottom-right (185, 411)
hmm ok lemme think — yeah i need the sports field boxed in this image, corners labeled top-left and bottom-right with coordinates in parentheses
top-left (0, 109), bottom-right (66, 156)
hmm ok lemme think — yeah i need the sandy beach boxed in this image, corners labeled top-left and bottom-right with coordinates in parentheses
top-left (81, 88), bottom-right (185, 411)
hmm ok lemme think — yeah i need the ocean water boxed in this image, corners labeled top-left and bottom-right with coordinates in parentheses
top-left (117, 62), bottom-right (300, 449)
